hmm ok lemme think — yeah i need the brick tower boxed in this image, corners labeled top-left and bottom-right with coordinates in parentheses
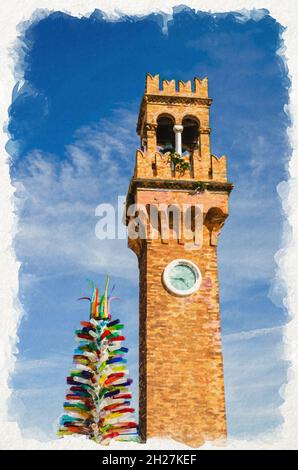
top-left (126, 74), bottom-right (233, 447)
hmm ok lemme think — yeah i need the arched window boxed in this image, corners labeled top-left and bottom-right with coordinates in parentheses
top-left (156, 115), bottom-right (175, 152)
top-left (182, 117), bottom-right (199, 153)
top-left (182, 117), bottom-right (199, 177)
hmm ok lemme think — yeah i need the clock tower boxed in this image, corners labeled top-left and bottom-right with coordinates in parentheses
top-left (126, 74), bottom-right (233, 447)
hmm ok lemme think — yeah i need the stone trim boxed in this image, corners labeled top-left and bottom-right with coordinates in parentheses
top-left (145, 94), bottom-right (212, 106)
top-left (145, 123), bottom-right (158, 132)
top-left (127, 177), bottom-right (234, 203)
top-left (137, 94), bottom-right (212, 134)
top-left (200, 127), bottom-right (211, 135)
top-left (125, 178), bottom-right (233, 225)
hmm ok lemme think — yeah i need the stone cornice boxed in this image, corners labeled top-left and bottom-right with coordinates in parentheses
top-left (137, 94), bottom-right (212, 134)
top-left (145, 93), bottom-right (212, 106)
top-left (200, 127), bottom-right (211, 135)
top-left (126, 177), bottom-right (234, 207)
top-left (145, 123), bottom-right (158, 132)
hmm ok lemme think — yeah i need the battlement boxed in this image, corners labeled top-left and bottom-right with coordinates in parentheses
top-left (135, 73), bottom-right (228, 184)
top-left (134, 149), bottom-right (228, 182)
top-left (211, 154), bottom-right (227, 182)
top-left (145, 73), bottom-right (209, 98)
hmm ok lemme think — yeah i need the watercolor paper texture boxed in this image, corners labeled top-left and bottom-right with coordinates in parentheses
top-left (0, 0), bottom-right (297, 449)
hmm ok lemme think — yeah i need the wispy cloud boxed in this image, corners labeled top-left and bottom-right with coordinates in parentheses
top-left (14, 108), bottom-right (139, 283)
top-left (14, 356), bottom-right (67, 372)
top-left (9, 8), bottom-right (289, 443)
top-left (222, 324), bottom-right (286, 437)
top-left (223, 325), bottom-right (283, 343)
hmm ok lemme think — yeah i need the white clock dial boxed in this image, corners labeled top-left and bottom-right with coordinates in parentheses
top-left (163, 259), bottom-right (202, 296)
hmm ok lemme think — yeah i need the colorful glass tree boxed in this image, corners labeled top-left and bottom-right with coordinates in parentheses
top-left (58, 277), bottom-right (138, 444)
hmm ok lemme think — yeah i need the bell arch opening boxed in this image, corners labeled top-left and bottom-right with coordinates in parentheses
top-left (156, 115), bottom-right (175, 153)
top-left (182, 117), bottom-right (199, 153)
top-left (181, 117), bottom-right (200, 177)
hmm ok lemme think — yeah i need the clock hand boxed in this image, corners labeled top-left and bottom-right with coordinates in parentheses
top-left (181, 278), bottom-right (190, 288)
top-left (172, 276), bottom-right (190, 287)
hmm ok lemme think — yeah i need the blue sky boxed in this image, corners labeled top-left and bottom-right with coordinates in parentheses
top-left (9, 6), bottom-right (290, 441)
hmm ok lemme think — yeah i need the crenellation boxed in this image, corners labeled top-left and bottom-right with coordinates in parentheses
top-left (136, 74), bottom-right (220, 182)
top-left (211, 154), bottom-right (227, 182)
top-left (154, 151), bottom-right (172, 179)
top-left (162, 79), bottom-right (176, 93)
top-left (145, 73), bottom-right (209, 98)
top-left (194, 77), bottom-right (209, 98)
top-left (145, 73), bottom-right (160, 93)
top-left (178, 79), bottom-right (192, 94)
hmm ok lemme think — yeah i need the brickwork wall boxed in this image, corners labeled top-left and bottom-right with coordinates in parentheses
top-left (141, 238), bottom-right (227, 447)
top-left (128, 75), bottom-right (231, 447)
top-left (134, 188), bottom-right (228, 447)
top-left (138, 245), bottom-right (147, 442)
top-left (136, 188), bottom-right (229, 217)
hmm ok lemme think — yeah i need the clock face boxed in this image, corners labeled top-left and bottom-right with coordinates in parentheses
top-left (169, 264), bottom-right (196, 291)
top-left (163, 259), bottom-right (201, 296)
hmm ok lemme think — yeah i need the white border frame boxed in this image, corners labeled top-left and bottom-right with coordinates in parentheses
top-left (163, 258), bottom-right (202, 296)
top-left (0, 0), bottom-right (298, 450)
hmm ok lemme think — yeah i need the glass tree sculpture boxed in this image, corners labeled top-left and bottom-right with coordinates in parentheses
top-left (58, 277), bottom-right (138, 444)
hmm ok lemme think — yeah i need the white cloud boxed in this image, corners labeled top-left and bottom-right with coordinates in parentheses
top-left (223, 325), bottom-right (283, 343)
top-left (14, 356), bottom-right (67, 372)
top-left (234, 8), bottom-right (269, 23)
top-left (222, 323), bottom-right (286, 437)
top-left (14, 108), bottom-right (139, 282)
